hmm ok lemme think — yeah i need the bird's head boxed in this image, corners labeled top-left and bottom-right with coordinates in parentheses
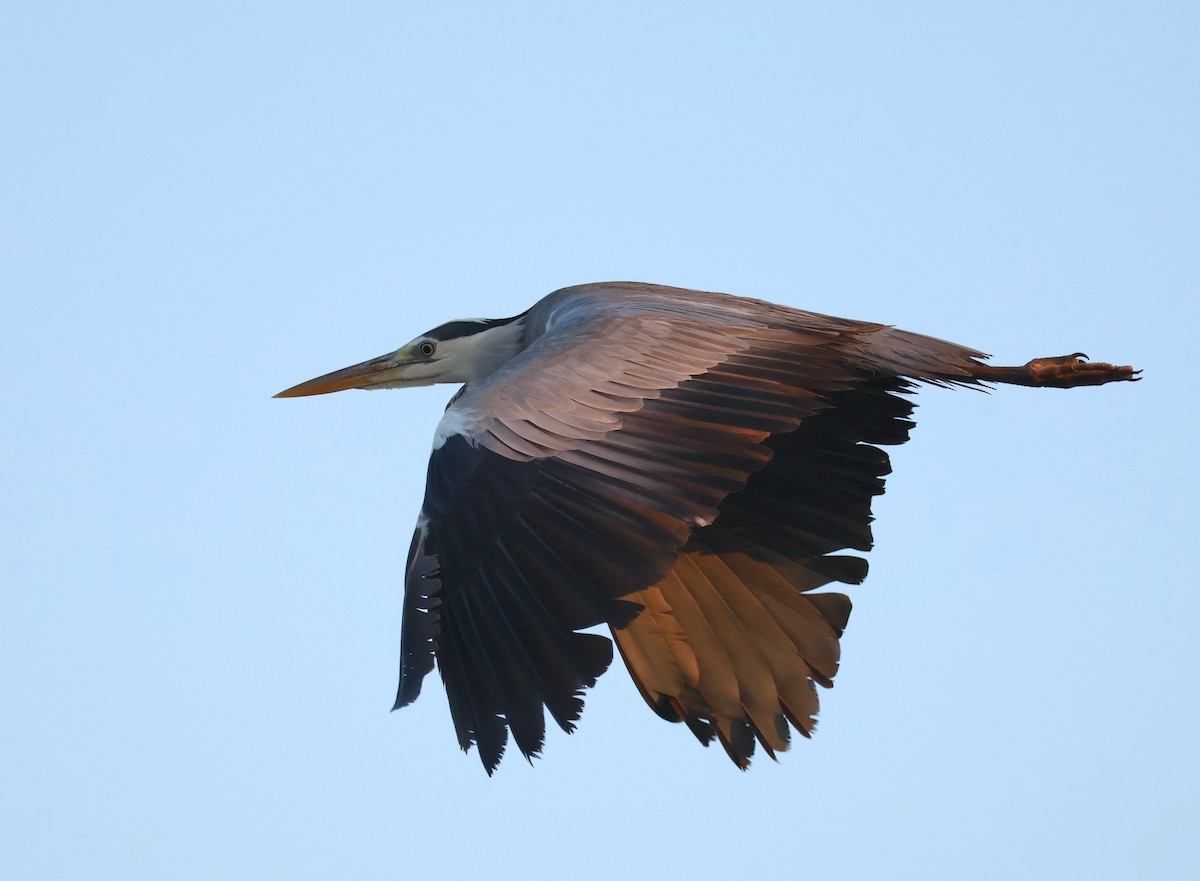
top-left (274, 315), bottom-right (526, 398)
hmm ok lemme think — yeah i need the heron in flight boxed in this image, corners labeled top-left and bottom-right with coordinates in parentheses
top-left (276, 282), bottom-right (1138, 773)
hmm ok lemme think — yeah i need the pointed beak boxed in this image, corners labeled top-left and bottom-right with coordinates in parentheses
top-left (274, 351), bottom-right (410, 398)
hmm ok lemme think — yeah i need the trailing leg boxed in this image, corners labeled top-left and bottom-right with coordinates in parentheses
top-left (970, 353), bottom-right (1140, 388)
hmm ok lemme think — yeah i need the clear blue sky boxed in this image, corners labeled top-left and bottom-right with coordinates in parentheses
top-left (3, 2), bottom-right (1196, 879)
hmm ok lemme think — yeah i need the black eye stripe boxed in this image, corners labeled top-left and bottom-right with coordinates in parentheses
top-left (424, 315), bottom-right (521, 342)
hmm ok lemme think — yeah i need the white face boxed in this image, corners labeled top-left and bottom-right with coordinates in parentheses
top-left (399, 319), bottom-right (527, 387)
top-left (384, 337), bottom-right (449, 387)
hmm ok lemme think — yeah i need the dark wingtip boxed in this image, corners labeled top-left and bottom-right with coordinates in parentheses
top-left (478, 744), bottom-right (503, 776)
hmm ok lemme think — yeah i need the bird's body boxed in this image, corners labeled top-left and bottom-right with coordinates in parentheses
top-left (277, 282), bottom-right (1138, 772)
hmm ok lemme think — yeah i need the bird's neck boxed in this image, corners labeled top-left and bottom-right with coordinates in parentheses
top-left (456, 317), bottom-right (529, 386)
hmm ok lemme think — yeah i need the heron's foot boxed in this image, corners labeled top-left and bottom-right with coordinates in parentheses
top-left (972, 353), bottom-right (1141, 388)
top-left (1022, 353), bottom-right (1141, 388)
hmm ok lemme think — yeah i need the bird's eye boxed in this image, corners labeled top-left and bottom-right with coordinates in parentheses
top-left (419, 341), bottom-right (436, 357)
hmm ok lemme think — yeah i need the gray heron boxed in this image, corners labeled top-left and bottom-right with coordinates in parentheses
top-left (276, 281), bottom-right (1138, 773)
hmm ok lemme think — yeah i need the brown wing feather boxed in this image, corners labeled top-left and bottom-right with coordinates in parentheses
top-left (611, 375), bottom-right (916, 767)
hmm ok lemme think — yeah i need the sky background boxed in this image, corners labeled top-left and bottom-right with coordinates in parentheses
top-left (3, 2), bottom-right (1197, 878)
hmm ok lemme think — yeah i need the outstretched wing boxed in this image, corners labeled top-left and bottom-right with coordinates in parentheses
top-left (396, 283), bottom-right (986, 771)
